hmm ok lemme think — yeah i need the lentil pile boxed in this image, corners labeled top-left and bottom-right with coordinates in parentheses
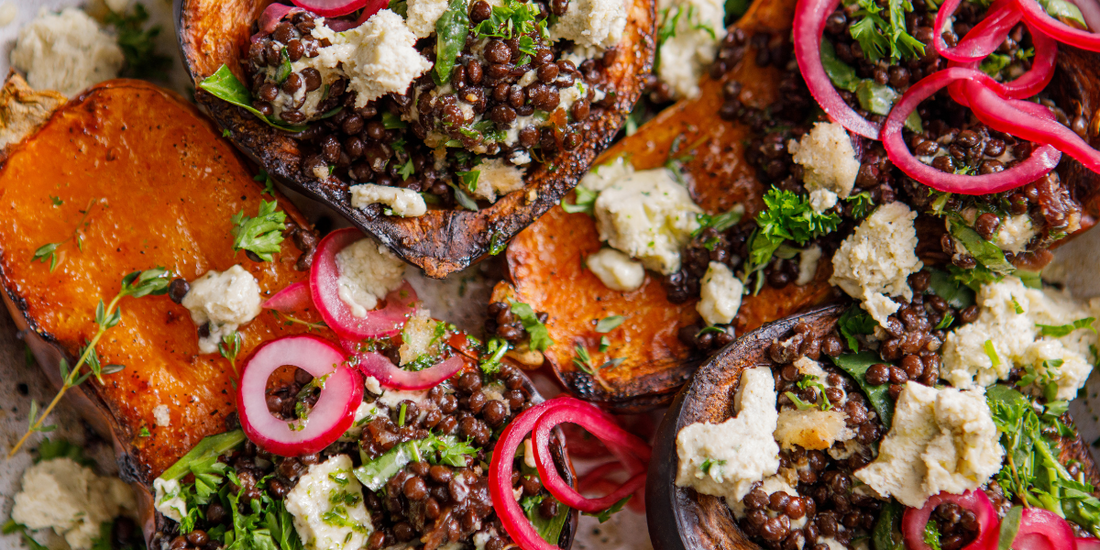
top-left (730, 271), bottom-right (995, 550)
top-left (155, 356), bottom-right (563, 550)
top-left (246, 5), bottom-right (613, 207)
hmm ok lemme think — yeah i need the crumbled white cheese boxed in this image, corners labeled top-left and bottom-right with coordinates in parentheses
top-left (12, 458), bottom-right (137, 550)
top-left (286, 455), bottom-right (373, 550)
top-left (775, 409), bottom-right (851, 451)
top-left (378, 388), bottom-right (432, 410)
top-left (788, 122), bottom-right (860, 213)
top-left (398, 308), bottom-right (441, 364)
top-left (655, 0), bottom-right (727, 99)
top-left (696, 262), bottom-right (743, 325)
top-left (349, 184), bottom-right (428, 217)
top-left (829, 202), bottom-right (923, 327)
top-left (578, 156), bottom-right (634, 193)
top-left (0, 3), bottom-right (19, 27)
top-left (153, 477), bottom-right (187, 522)
top-left (334, 236), bottom-right (407, 318)
top-left (365, 375), bottom-right (384, 395)
top-left (587, 248), bottom-right (646, 292)
top-left (405, 0), bottom-right (453, 37)
top-left (182, 265), bottom-right (263, 354)
top-left (854, 383), bottom-right (1003, 508)
top-left (549, 0), bottom-right (627, 50)
top-left (470, 158), bottom-right (526, 202)
top-left (941, 276), bottom-right (1099, 400)
top-left (311, 10), bottom-right (433, 105)
top-left (994, 214), bottom-right (1036, 255)
top-left (11, 8), bottom-right (124, 97)
top-left (797, 245), bottom-right (823, 286)
top-left (340, 401), bottom-right (381, 441)
top-left (153, 404), bottom-right (171, 427)
top-left (263, 54), bottom-right (344, 122)
top-left (675, 367), bottom-right (780, 502)
top-left (592, 166), bottom-right (702, 274)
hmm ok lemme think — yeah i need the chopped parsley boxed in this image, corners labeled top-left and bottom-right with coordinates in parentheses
top-left (743, 189), bottom-right (841, 290)
top-left (231, 199), bottom-right (287, 262)
top-left (595, 315), bottom-right (625, 333)
top-left (472, 0), bottom-right (548, 41)
top-left (509, 300), bottom-right (554, 352)
top-left (847, 0), bottom-right (925, 63)
top-left (561, 185), bottom-right (598, 214)
top-left (1037, 317), bottom-right (1097, 337)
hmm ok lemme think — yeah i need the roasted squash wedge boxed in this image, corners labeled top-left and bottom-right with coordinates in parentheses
top-left (0, 78), bottom-right (320, 480)
top-left (492, 0), bottom-right (1100, 411)
top-left (175, 0), bottom-right (656, 278)
top-left (646, 306), bottom-right (1100, 550)
top-left (490, 0), bottom-right (838, 412)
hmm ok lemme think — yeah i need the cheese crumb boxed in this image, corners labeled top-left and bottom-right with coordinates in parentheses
top-left (854, 383), bottom-right (1003, 508)
top-left (405, 0), bottom-right (453, 37)
top-left (153, 404), bottom-right (170, 427)
top-left (350, 184), bottom-right (428, 217)
top-left (587, 248), bottom-right (646, 291)
top-left (182, 265), bottom-right (263, 354)
top-left (398, 308), bottom-right (441, 364)
top-left (285, 455), bottom-right (373, 550)
top-left (153, 477), bottom-right (187, 522)
top-left (655, 0), bottom-right (727, 99)
top-left (941, 276), bottom-right (1099, 399)
top-left (470, 158), bottom-right (526, 202)
top-left (12, 458), bottom-right (137, 550)
top-left (311, 10), bottom-right (432, 105)
top-left (675, 367), bottom-right (780, 502)
top-left (696, 262), bottom-right (743, 325)
top-left (592, 166), bottom-right (702, 275)
top-left (797, 245), bottom-right (823, 286)
top-left (788, 123), bottom-right (860, 213)
top-left (11, 8), bottom-right (124, 97)
top-left (775, 409), bottom-right (851, 451)
top-left (549, 0), bottom-right (627, 50)
top-left (829, 202), bottom-right (923, 327)
top-left (994, 214), bottom-right (1036, 255)
top-left (335, 236), bottom-right (407, 318)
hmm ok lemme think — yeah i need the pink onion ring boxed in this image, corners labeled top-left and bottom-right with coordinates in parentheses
top-left (1077, 537), bottom-right (1100, 549)
top-left (881, 67), bottom-right (1061, 194)
top-left (253, 3), bottom-right (303, 42)
top-left (237, 335), bottom-right (362, 456)
top-left (793, 0), bottom-right (882, 138)
top-left (291, 0), bottom-right (370, 17)
top-left (310, 227), bottom-right (417, 340)
top-left (1013, 507), bottom-right (1077, 550)
top-left (935, 0), bottom-right (1023, 62)
top-left (262, 282), bottom-right (313, 312)
top-left (531, 399), bottom-right (650, 512)
top-left (489, 400), bottom-right (563, 550)
top-left (1068, 0), bottom-right (1100, 31)
top-left (902, 490), bottom-right (999, 550)
top-left (348, 349), bottom-right (466, 390)
top-left (1018, 0), bottom-right (1100, 51)
top-left (948, 21), bottom-right (1058, 107)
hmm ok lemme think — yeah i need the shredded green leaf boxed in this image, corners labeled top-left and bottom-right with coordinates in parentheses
top-left (231, 199), bottom-right (287, 262)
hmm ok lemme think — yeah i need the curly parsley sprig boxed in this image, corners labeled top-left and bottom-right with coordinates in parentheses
top-left (231, 199), bottom-right (287, 262)
top-left (8, 267), bottom-right (172, 458)
top-left (741, 189), bottom-right (841, 291)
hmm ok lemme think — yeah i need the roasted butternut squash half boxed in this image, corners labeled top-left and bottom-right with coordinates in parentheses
top-left (175, 0), bottom-right (656, 278)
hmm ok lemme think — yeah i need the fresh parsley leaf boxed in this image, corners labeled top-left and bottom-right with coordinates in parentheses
top-left (231, 199), bottom-right (287, 262)
top-left (382, 112), bottom-right (407, 129)
top-left (510, 300), bottom-right (554, 352)
top-left (749, 188), bottom-right (841, 267)
top-left (479, 337), bottom-right (510, 374)
top-left (846, 192), bottom-right (875, 219)
top-left (106, 3), bottom-right (171, 80)
top-left (457, 170), bottom-right (480, 193)
top-left (820, 40), bottom-right (860, 92)
top-left (198, 65), bottom-right (306, 132)
top-left (984, 339), bottom-right (1001, 367)
top-left (595, 315), bottom-right (624, 333)
top-left (871, 500), bottom-right (907, 550)
top-left (848, 0), bottom-right (925, 63)
top-left (837, 305), bottom-right (876, 352)
top-left (473, 0), bottom-right (547, 41)
top-left (830, 352), bottom-right (895, 427)
top-left (924, 520), bottom-right (943, 550)
top-left (947, 217), bottom-right (1015, 275)
top-left (36, 437), bottom-right (91, 465)
top-left (160, 430), bottom-right (246, 481)
top-left (434, 0), bottom-right (469, 84)
top-left (521, 495), bottom-right (571, 543)
top-left (254, 169), bottom-right (277, 197)
top-left (693, 208), bottom-right (743, 238)
top-left (925, 268), bottom-right (977, 309)
top-left (997, 506), bottom-right (1023, 550)
top-left (583, 495), bottom-right (631, 523)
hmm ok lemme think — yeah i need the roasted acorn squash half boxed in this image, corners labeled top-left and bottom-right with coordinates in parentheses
top-left (646, 305), bottom-right (1100, 550)
top-left (174, 0), bottom-right (656, 278)
top-left (491, 0), bottom-right (1100, 411)
top-left (0, 76), bottom-right (577, 548)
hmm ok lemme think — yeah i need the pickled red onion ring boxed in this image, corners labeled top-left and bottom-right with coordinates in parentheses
top-left (1018, 0), bottom-right (1100, 51)
top-left (881, 67), bottom-right (1061, 194)
top-left (935, 0), bottom-right (1023, 62)
top-left (262, 281), bottom-right (313, 312)
top-left (348, 349), bottom-right (465, 390)
top-left (902, 490), bottom-right (999, 550)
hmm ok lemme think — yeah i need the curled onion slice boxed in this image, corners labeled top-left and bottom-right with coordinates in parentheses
top-left (1013, 507), bottom-right (1077, 550)
top-left (348, 350), bottom-right (465, 390)
top-left (262, 282), bottom-right (313, 312)
top-left (882, 67), bottom-right (1062, 194)
top-left (793, 0), bottom-right (881, 138)
top-left (902, 490), bottom-right (999, 550)
top-left (948, 21), bottom-right (1058, 107)
top-left (238, 335), bottom-right (362, 456)
top-left (1077, 537), bottom-right (1100, 549)
top-left (489, 400), bottom-right (562, 550)
top-left (530, 398), bottom-right (651, 512)
top-left (935, 0), bottom-right (1023, 62)
top-left (290, 0), bottom-right (370, 17)
top-left (1018, 0), bottom-right (1100, 51)
top-left (255, 3), bottom-right (303, 40)
top-left (310, 227), bottom-right (417, 340)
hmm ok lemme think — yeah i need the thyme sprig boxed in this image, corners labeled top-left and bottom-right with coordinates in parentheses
top-left (31, 198), bottom-right (100, 272)
top-left (8, 267), bottom-right (172, 458)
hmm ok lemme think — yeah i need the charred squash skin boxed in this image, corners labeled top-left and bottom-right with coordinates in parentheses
top-left (174, 0), bottom-right (656, 278)
top-left (645, 306), bottom-right (1100, 550)
top-left (0, 79), bottom-right (322, 481)
top-left (491, 0), bottom-right (837, 412)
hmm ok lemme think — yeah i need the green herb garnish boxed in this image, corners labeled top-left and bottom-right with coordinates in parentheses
top-left (231, 199), bottom-right (287, 262)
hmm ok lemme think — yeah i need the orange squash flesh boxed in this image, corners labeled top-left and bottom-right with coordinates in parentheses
top-left (0, 79), bottom-right (323, 479)
top-left (491, 0), bottom-right (837, 410)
